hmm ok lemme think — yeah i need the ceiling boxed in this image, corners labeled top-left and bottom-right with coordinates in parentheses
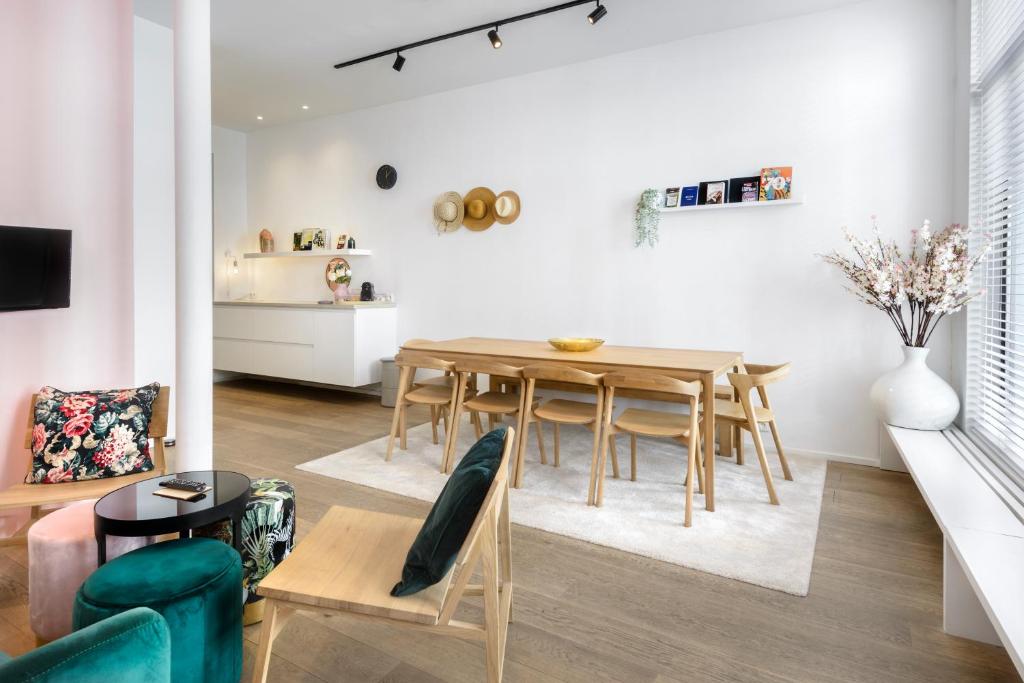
top-left (134, 0), bottom-right (864, 132)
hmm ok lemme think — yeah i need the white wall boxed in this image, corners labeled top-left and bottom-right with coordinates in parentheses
top-left (236, 0), bottom-right (959, 464)
top-left (213, 125), bottom-right (249, 301)
top-left (133, 15), bottom-right (176, 438)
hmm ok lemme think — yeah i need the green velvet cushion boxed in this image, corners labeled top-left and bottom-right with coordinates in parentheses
top-left (391, 426), bottom-right (506, 597)
top-left (0, 607), bottom-right (170, 682)
top-left (73, 538), bottom-right (241, 683)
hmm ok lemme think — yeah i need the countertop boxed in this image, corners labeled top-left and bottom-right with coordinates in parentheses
top-left (214, 299), bottom-right (396, 310)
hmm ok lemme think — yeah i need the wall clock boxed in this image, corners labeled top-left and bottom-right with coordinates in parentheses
top-left (376, 164), bottom-right (398, 190)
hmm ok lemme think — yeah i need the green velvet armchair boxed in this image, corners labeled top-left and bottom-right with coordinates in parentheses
top-left (0, 607), bottom-right (170, 682)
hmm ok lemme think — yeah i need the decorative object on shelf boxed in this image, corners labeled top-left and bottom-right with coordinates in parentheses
top-left (494, 190), bottom-right (521, 225)
top-left (312, 228), bottom-right (330, 250)
top-left (325, 257), bottom-right (352, 301)
top-left (463, 186), bottom-right (497, 231)
top-left (347, 235), bottom-right (356, 249)
top-left (634, 188), bottom-right (661, 248)
top-left (259, 229), bottom-right (274, 253)
top-left (698, 180), bottom-right (727, 205)
top-left (433, 191), bottom-right (465, 233)
top-left (335, 233), bottom-right (349, 250)
top-left (360, 282), bottom-right (375, 301)
top-left (821, 218), bottom-right (991, 430)
top-left (680, 186), bottom-right (698, 206)
top-left (759, 166), bottom-right (792, 201)
top-left (728, 176), bottom-right (760, 203)
top-left (376, 164), bottom-right (398, 190)
top-left (548, 337), bottom-right (605, 352)
top-left (664, 187), bottom-right (680, 208)
top-left (293, 229), bottom-right (313, 251)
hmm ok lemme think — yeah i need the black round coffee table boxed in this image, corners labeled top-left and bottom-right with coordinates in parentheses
top-left (94, 470), bottom-right (251, 565)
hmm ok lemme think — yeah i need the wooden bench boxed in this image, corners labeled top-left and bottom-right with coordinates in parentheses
top-left (0, 387), bottom-right (170, 547)
top-left (252, 427), bottom-right (515, 682)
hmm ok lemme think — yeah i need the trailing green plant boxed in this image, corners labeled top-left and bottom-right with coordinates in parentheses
top-left (634, 188), bottom-right (662, 248)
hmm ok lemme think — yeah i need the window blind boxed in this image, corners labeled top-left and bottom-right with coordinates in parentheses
top-left (966, 0), bottom-right (1024, 492)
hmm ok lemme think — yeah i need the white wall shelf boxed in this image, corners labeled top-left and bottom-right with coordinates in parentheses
top-left (659, 197), bottom-right (804, 213)
top-left (243, 248), bottom-right (373, 259)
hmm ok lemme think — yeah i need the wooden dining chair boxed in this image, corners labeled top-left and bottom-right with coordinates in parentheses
top-left (597, 372), bottom-right (704, 527)
top-left (252, 427), bottom-right (516, 683)
top-left (403, 340), bottom-right (482, 439)
top-left (0, 387), bottom-right (171, 548)
top-left (444, 360), bottom-right (544, 474)
top-left (386, 353), bottom-right (461, 470)
top-left (520, 365), bottom-right (606, 502)
top-left (705, 363), bottom-right (794, 505)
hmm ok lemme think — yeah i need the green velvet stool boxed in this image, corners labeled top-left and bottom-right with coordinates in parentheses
top-left (72, 538), bottom-right (242, 683)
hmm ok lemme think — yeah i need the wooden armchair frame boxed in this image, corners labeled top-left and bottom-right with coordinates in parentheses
top-left (0, 386), bottom-right (170, 548)
top-left (252, 428), bottom-right (516, 683)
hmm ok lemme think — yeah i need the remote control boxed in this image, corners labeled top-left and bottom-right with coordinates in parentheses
top-left (159, 478), bottom-right (207, 492)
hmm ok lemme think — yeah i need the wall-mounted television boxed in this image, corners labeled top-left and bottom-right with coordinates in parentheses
top-left (0, 226), bottom-right (72, 312)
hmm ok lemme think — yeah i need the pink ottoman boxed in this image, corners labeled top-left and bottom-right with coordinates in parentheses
top-left (28, 499), bottom-right (152, 642)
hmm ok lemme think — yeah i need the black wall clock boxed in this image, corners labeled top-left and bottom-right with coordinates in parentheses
top-left (376, 164), bottom-right (398, 190)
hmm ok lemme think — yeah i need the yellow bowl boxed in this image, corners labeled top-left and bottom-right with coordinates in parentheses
top-left (548, 337), bottom-right (605, 352)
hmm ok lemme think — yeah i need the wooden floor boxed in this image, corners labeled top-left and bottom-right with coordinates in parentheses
top-left (0, 378), bottom-right (1019, 682)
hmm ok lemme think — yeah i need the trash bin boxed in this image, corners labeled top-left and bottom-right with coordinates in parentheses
top-left (380, 356), bottom-right (399, 407)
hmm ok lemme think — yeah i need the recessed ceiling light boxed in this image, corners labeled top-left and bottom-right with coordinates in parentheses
top-left (301, 105), bottom-right (309, 110)
top-left (256, 115), bottom-right (263, 121)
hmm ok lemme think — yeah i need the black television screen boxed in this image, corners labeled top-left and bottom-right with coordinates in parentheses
top-left (0, 226), bottom-right (72, 312)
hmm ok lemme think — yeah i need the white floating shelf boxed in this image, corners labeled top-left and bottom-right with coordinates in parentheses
top-left (659, 197), bottom-right (804, 213)
top-left (243, 248), bottom-right (373, 259)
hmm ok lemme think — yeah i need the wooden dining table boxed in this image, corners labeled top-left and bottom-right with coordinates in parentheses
top-left (401, 338), bottom-right (742, 511)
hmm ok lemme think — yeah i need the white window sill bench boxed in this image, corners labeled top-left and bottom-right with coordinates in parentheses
top-left (886, 425), bottom-right (1024, 676)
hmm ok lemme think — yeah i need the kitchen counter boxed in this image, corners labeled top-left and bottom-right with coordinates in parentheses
top-left (214, 299), bottom-right (396, 310)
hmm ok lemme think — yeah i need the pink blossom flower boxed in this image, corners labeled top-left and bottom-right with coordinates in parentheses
top-left (45, 466), bottom-right (73, 484)
top-left (60, 394), bottom-right (96, 417)
top-left (32, 423), bottom-right (47, 453)
top-left (63, 412), bottom-right (94, 437)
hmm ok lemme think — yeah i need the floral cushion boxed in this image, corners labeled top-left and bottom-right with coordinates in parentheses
top-left (27, 383), bottom-right (161, 484)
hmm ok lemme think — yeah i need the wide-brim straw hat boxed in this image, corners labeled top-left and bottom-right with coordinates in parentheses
top-left (494, 190), bottom-right (521, 224)
top-left (433, 191), bottom-right (464, 232)
top-left (462, 187), bottom-right (497, 231)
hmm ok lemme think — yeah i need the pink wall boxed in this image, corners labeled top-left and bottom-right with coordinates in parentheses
top-left (0, 1), bottom-right (134, 534)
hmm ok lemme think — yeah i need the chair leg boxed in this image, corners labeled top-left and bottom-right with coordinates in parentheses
top-left (399, 403), bottom-right (408, 451)
top-left (430, 405), bottom-right (439, 445)
top-left (684, 434), bottom-right (696, 528)
top-left (553, 423), bottom-right (561, 468)
top-left (630, 434), bottom-right (638, 482)
top-left (695, 441), bottom-right (705, 495)
top-left (481, 514), bottom-right (508, 683)
top-left (595, 431), bottom-right (612, 506)
top-left (473, 411), bottom-right (484, 439)
top-left (749, 421), bottom-right (780, 505)
top-left (736, 426), bottom-right (745, 466)
top-left (535, 420), bottom-right (548, 465)
top-left (609, 435), bottom-right (620, 479)
top-left (769, 420), bottom-right (793, 481)
top-left (386, 367), bottom-right (412, 462)
top-left (488, 413), bottom-right (498, 431)
top-left (587, 421), bottom-right (603, 505)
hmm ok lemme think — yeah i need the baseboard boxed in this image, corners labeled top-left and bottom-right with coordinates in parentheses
top-left (727, 432), bottom-right (880, 468)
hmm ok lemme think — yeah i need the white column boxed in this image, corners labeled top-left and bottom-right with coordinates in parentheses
top-left (173, 0), bottom-right (213, 471)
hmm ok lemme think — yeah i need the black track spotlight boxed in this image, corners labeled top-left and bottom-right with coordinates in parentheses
top-left (587, 2), bottom-right (607, 24)
top-left (488, 27), bottom-right (502, 49)
top-left (392, 52), bottom-right (406, 72)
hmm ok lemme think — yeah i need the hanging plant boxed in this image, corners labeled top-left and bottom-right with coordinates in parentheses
top-left (634, 188), bottom-right (662, 248)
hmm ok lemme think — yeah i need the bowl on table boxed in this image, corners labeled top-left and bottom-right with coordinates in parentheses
top-left (547, 338), bottom-right (605, 352)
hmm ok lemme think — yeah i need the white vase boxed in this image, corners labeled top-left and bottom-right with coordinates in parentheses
top-left (869, 346), bottom-right (959, 431)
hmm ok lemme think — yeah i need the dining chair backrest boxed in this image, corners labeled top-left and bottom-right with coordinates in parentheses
top-left (395, 353), bottom-right (456, 373)
top-left (602, 371), bottom-right (702, 399)
top-left (453, 359), bottom-right (525, 380)
top-left (522, 364), bottom-right (603, 387)
top-left (727, 362), bottom-right (790, 393)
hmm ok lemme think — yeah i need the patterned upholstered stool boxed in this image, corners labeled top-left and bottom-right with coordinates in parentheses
top-left (27, 499), bottom-right (152, 643)
top-left (194, 478), bottom-right (295, 624)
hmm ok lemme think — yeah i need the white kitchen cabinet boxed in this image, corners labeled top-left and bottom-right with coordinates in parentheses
top-left (213, 302), bottom-right (397, 387)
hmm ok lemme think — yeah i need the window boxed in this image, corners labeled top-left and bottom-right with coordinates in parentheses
top-left (966, 0), bottom-right (1024, 492)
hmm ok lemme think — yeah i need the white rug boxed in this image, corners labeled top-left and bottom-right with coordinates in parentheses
top-left (297, 418), bottom-right (827, 596)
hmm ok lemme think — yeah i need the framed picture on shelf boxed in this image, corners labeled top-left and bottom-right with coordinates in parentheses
top-left (293, 229), bottom-right (314, 251)
top-left (680, 186), bottom-right (698, 206)
top-left (312, 228), bottom-right (330, 250)
top-left (728, 176), bottom-right (761, 203)
top-left (759, 166), bottom-right (793, 201)
top-left (664, 187), bottom-right (681, 208)
top-left (698, 180), bottom-right (727, 205)
top-left (335, 233), bottom-right (349, 250)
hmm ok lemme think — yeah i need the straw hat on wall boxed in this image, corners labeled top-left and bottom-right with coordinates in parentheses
top-left (494, 190), bottom-right (521, 224)
top-left (433, 191), bottom-right (464, 232)
top-left (462, 187), bottom-right (497, 231)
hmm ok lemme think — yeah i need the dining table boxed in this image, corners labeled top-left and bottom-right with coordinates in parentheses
top-left (400, 338), bottom-right (742, 511)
